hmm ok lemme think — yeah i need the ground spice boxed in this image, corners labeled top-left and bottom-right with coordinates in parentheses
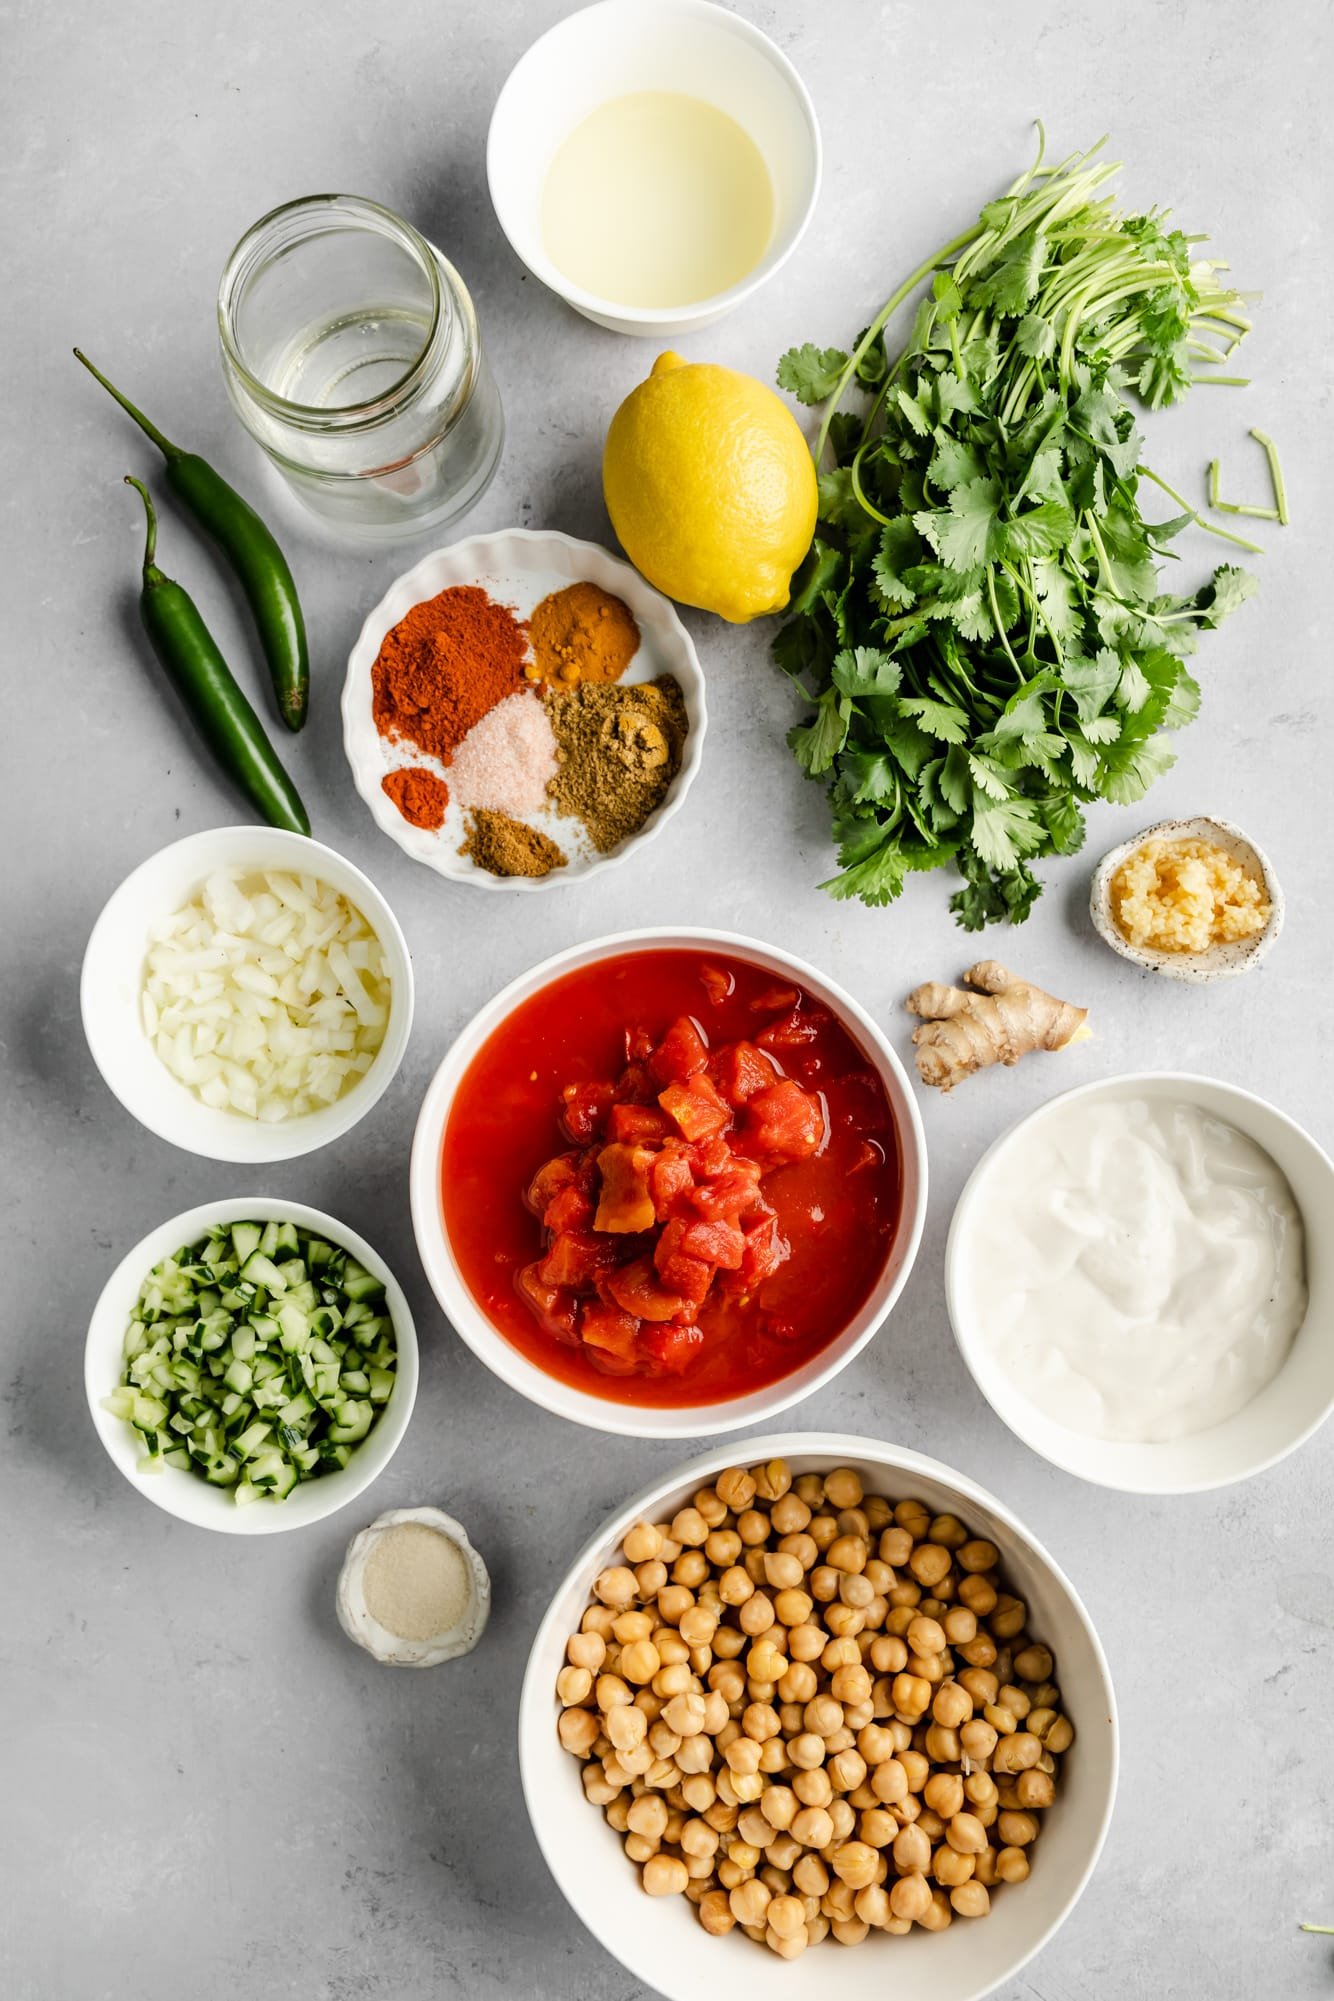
top-left (448, 690), bottom-right (559, 820)
top-left (544, 675), bottom-right (687, 851)
top-left (381, 765), bottom-right (450, 830)
top-left (371, 584), bottom-right (529, 764)
top-left (527, 581), bottom-right (640, 687)
top-left (362, 1523), bottom-right (472, 1643)
top-left (461, 808), bottom-right (567, 878)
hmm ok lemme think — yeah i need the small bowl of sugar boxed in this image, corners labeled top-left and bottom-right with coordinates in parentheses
top-left (336, 1506), bottom-right (491, 1667)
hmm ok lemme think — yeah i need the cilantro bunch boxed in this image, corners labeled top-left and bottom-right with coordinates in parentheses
top-left (775, 129), bottom-right (1259, 928)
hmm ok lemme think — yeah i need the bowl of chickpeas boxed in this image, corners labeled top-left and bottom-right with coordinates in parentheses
top-left (519, 1436), bottom-right (1117, 2001)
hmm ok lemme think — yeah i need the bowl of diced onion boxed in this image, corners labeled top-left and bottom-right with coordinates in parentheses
top-left (81, 826), bottom-right (414, 1162)
top-left (85, 1196), bottom-right (419, 1533)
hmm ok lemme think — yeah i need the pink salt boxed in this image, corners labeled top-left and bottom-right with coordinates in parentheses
top-left (448, 691), bottom-right (559, 819)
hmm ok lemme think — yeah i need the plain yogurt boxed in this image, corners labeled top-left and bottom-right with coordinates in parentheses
top-left (963, 1095), bottom-right (1307, 1442)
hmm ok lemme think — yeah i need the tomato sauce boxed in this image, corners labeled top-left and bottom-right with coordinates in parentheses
top-left (440, 950), bottom-right (903, 1407)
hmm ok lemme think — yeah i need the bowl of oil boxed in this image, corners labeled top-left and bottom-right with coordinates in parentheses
top-left (487, 0), bottom-right (822, 337)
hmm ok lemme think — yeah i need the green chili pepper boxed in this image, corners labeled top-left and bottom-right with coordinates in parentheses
top-left (123, 476), bottom-right (310, 835)
top-left (76, 349), bottom-right (309, 731)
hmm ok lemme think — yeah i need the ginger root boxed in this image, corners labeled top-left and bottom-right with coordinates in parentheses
top-left (905, 962), bottom-right (1090, 1092)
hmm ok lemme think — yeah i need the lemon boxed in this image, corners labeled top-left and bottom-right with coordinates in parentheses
top-left (603, 352), bottom-right (818, 623)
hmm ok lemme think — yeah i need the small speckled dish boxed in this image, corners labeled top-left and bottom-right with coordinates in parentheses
top-left (336, 1506), bottom-right (490, 1667)
top-left (341, 526), bottom-right (706, 890)
top-left (1090, 816), bottom-right (1283, 984)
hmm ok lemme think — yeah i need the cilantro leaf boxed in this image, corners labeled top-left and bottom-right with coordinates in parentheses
top-left (900, 697), bottom-right (970, 744)
top-left (788, 690), bottom-right (849, 775)
top-left (832, 647), bottom-right (902, 697)
top-left (777, 344), bottom-right (848, 405)
top-left (915, 478), bottom-right (1002, 570)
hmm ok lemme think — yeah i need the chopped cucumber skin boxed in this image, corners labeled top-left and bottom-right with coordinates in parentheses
top-left (105, 1223), bottom-right (396, 1505)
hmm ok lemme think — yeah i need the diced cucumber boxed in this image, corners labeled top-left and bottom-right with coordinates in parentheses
top-left (231, 1222), bottom-right (263, 1263)
top-left (367, 1368), bottom-right (395, 1403)
top-left (274, 1221), bottom-right (300, 1257)
top-left (327, 1399), bottom-right (373, 1445)
top-left (259, 1221), bottom-right (280, 1258)
top-left (341, 1262), bottom-right (384, 1304)
top-left (240, 1251), bottom-right (288, 1294)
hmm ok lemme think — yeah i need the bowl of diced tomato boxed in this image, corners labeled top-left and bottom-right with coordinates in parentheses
top-left (410, 930), bottom-right (927, 1436)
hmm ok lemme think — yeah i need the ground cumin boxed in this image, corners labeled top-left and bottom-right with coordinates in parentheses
top-left (461, 808), bottom-right (567, 878)
top-left (381, 766), bottom-right (449, 830)
top-left (544, 676), bottom-right (687, 851)
top-left (371, 584), bottom-right (529, 763)
top-left (526, 581), bottom-right (640, 687)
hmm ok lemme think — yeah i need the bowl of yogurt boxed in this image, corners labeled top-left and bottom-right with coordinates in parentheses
top-left (946, 1073), bottom-right (1334, 1493)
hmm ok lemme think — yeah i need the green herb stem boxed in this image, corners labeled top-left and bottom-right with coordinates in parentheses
top-left (1251, 427), bottom-right (1289, 523)
top-left (1139, 466), bottom-right (1265, 554)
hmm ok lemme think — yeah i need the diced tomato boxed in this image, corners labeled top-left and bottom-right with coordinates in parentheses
top-left (543, 1182), bottom-right (594, 1233)
top-left (660, 1073), bottom-right (732, 1143)
top-left (649, 1149), bottom-right (695, 1221)
top-left (525, 1152), bottom-right (577, 1217)
top-left (560, 1079), bottom-right (616, 1142)
top-left (711, 1038), bottom-right (781, 1108)
top-left (579, 1299), bottom-right (641, 1362)
top-left (515, 1263), bottom-right (580, 1344)
top-left (607, 1102), bottom-right (674, 1145)
top-left (649, 1015), bottom-right (711, 1086)
top-left (594, 1142), bottom-right (657, 1234)
top-left (605, 1255), bottom-right (686, 1323)
top-left (537, 1229), bottom-right (618, 1290)
top-left (613, 1060), bottom-right (655, 1105)
top-left (653, 1220), bottom-right (715, 1306)
top-left (739, 1214), bottom-right (790, 1288)
top-left (677, 1217), bottom-right (745, 1270)
top-left (640, 1323), bottom-right (707, 1375)
top-left (756, 1007), bottom-right (830, 1052)
top-left (699, 965), bottom-right (735, 1006)
top-left (690, 1164), bottom-right (764, 1225)
top-left (750, 984), bottom-right (800, 1014)
top-left (625, 1026), bottom-right (654, 1063)
top-left (744, 1080), bottom-right (825, 1161)
top-left (686, 1134), bottom-right (734, 1179)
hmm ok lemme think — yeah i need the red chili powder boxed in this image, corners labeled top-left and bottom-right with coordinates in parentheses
top-left (382, 766), bottom-right (450, 830)
top-left (371, 585), bottom-right (530, 764)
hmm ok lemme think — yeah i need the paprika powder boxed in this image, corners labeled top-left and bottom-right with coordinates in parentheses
top-left (371, 585), bottom-right (529, 764)
top-left (382, 765), bottom-right (450, 830)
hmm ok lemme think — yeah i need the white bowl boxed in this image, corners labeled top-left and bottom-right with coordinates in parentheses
top-left (342, 527), bottom-right (706, 890)
top-left (411, 928), bottom-right (927, 1438)
top-left (519, 1431), bottom-right (1118, 2001)
top-left (85, 1196), bottom-right (419, 1535)
top-left (487, 0), bottom-right (822, 337)
top-left (81, 825), bottom-right (414, 1162)
top-left (1089, 816), bottom-right (1283, 983)
top-left (947, 1073), bottom-right (1334, 1494)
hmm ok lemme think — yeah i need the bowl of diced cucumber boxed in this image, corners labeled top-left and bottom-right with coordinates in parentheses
top-left (86, 1197), bottom-right (419, 1532)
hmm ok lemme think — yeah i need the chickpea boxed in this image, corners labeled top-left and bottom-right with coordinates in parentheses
top-left (825, 1604), bottom-right (867, 1642)
top-left (567, 1630), bottom-right (606, 1673)
top-left (773, 1588), bottom-right (814, 1629)
top-left (700, 1691), bottom-right (730, 1735)
top-left (627, 1793), bottom-right (669, 1839)
top-left (1013, 1642), bottom-right (1053, 1683)
top-left (557, 1664), bottom-right (593, 1707)
top-left (869, 1633), bottom-right (909, 1675)
top-left (661, 1692), bottom-right (706, 1738)
top-left (827, 1840), bottom-right (876, 1890)
top-left (770, 1490), bottom-right (812, 1534)
top-left (907, 1614), bottom-right (946, 1658)
top-left (870, 1758), bottom-right (909, 1805)
top-left (766, 1833), bottom-right (801, 1872)
top-left (1016, 1768), bottom-right (1055, 1810)
top-left (957, 1632), bottom-right (998, 1669)
top-left (681, 1772), bottom-right (716, 1813)
top-left (704, 1529), bottom-right (741, 1570)
top-left (743, 1700), bottom-right (781, 1742)
top-left (945, 1811), bottom-right (988, 1855)
top-left (933, 1842), bottom-right (975, 1888)
top-left (907, 1543), bottom-right (951, 1590)
top-left (1046, 1715), bottom-right (1075, 1754)
top-left (713, 1465), bottom-right (754, 1510)
top-left (990, 1593), bottom-right (1027, 1641)
top-left (618, 1639), bottom-right (661, 1686)
top-left (673, 1551), bottom-right (708, 1589)
top-left (718, 1565), bottom-right (753, 1608)
top-left (943, 1605), bottom-right (977, 1646)
top-left (931, 1680), bottom-right (972, 1730)
top-left (899, 1750), bottom-right (930, 1793)
top-left (924, 1772), bottom-right (965, 1819)
top-left (951, 1880), bottom-right (990, 1918)
top-left (738, 1593), bottom-right (776, 1637)
top-left (788, 1622), bottom-right (827, 1664)
top-left (622, 1521), bottom-right (662, 1565)
top-left (758, 1890), bottom-right (803, 1942)
top-left (607, 1705), bottom-right (648, 1753)
top-left (993, 1731), bottom-right (1042, 1775)
top-left (751, 1459), bottom-right (792, 1503)
top-left (624, 1831), bottom-right (659, 1864)
top-left (655, 1663), bottom-right (694, 1701)
top-left (808, 1565), bottom-right (838, 1604)
top-left (758, 1549), bottom-right (801, 1593)
top-left (778, 1661), bottom-right (818, 1706)
top-left (793, 1766), bottom-right (833, 1809)
top-left (698, 1887), bottom-right (734, 1935)
top-left (887, 1870), bottom-right (930, 1923)
top-left (857, 1805), bottom-right (898, 1848)
top-left (636, 1848), bottom-right (686, 1897)
top-left (892, 1820), bottom-right (932, 1874)
top-left (838, 1572), bottom-right (875, 1612)
top-left (759, 1738), bottom-right (789, 1775)
top-left (996, 1845), bottom-right (1031, 1883)
top-left (817, 1469), bottom-right (858, 1510)
top-left (657, 1584), bottom-right (694, 1625)
top-left (830, 1663), bottom-right (873, 1708)
top-left (827, 1534), bottom-right (868, 1575)
top-left (957, 1538), bottom-right (998, 1573)
top-left (557, 1708), bottom-right (599, 1755)
top-left (959, 1665), bottom-right (999, 1705)
top-left (748, 1639), bottom-right (787, 1685)
top-left (916, 1886), bottom-right (953, 1932)
top-left (997, 1810), bottom-right (1041, 1847)
top-left (583, 1768), bottom-right (620, 1806)
top-left (892, 1673), bottom-right (931, 1718)
top-left (973, 1845), bottom-right (998, 1887)
top-left (729, 1876), bottom-right (772, 1927)
top-left (790, 1804), bottom-right (834, 1849)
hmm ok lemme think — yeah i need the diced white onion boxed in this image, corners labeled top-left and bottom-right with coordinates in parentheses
top-left (141, 866), bottom-right (391, 1122)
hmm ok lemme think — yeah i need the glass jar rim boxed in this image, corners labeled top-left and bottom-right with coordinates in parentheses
top-left (217, 193), bottom-right (445, 428)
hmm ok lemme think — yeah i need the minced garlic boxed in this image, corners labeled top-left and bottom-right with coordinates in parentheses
top-left (1111, 837), bottom-right (1270, 954)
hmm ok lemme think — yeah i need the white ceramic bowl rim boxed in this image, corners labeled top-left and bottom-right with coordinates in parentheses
top-left (486, 0), bottom-right (822, 324)
top-left (341, 527), bottom-right (707, 892)
top-left (411, 928), bottom-right (928, 1437)
top-left (519, 1430), bottom-right (1119, 2001)
top-left (80, 825), bottom-right (415, 1162)
top-left (946, 1069), bottom-right (1334, 1494)
top-left (85, 1195), bottom-right (420, 1535)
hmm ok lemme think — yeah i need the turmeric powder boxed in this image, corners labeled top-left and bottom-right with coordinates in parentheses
top-left (526, 582), bottom-right (639, 688)
top-left (905, 962), bottom-right (1090, 1092)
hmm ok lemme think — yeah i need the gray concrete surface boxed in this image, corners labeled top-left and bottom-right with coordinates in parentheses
top-left (4, 1), bottom-right (1333, 1995)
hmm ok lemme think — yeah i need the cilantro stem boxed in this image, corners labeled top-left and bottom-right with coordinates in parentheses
top-left (1300, 1925), bottom-right (1334, 1936)
top-left (1190, 375), bottom-right (1251, 386)
top-left (1207, 458), bottom-right (1220, 507)
top-left (1214, 499), bottom-right (1280, 520)
top-left (1250, 428), bottom-right (1289, 523)
top-left (1140, 466), bottom-right (1265, 554)
top-left (814, 226), bottom-right (983, 466)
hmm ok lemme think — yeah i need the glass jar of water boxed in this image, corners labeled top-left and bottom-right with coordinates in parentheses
top-left (218, 195), bottom-right (503, 540)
